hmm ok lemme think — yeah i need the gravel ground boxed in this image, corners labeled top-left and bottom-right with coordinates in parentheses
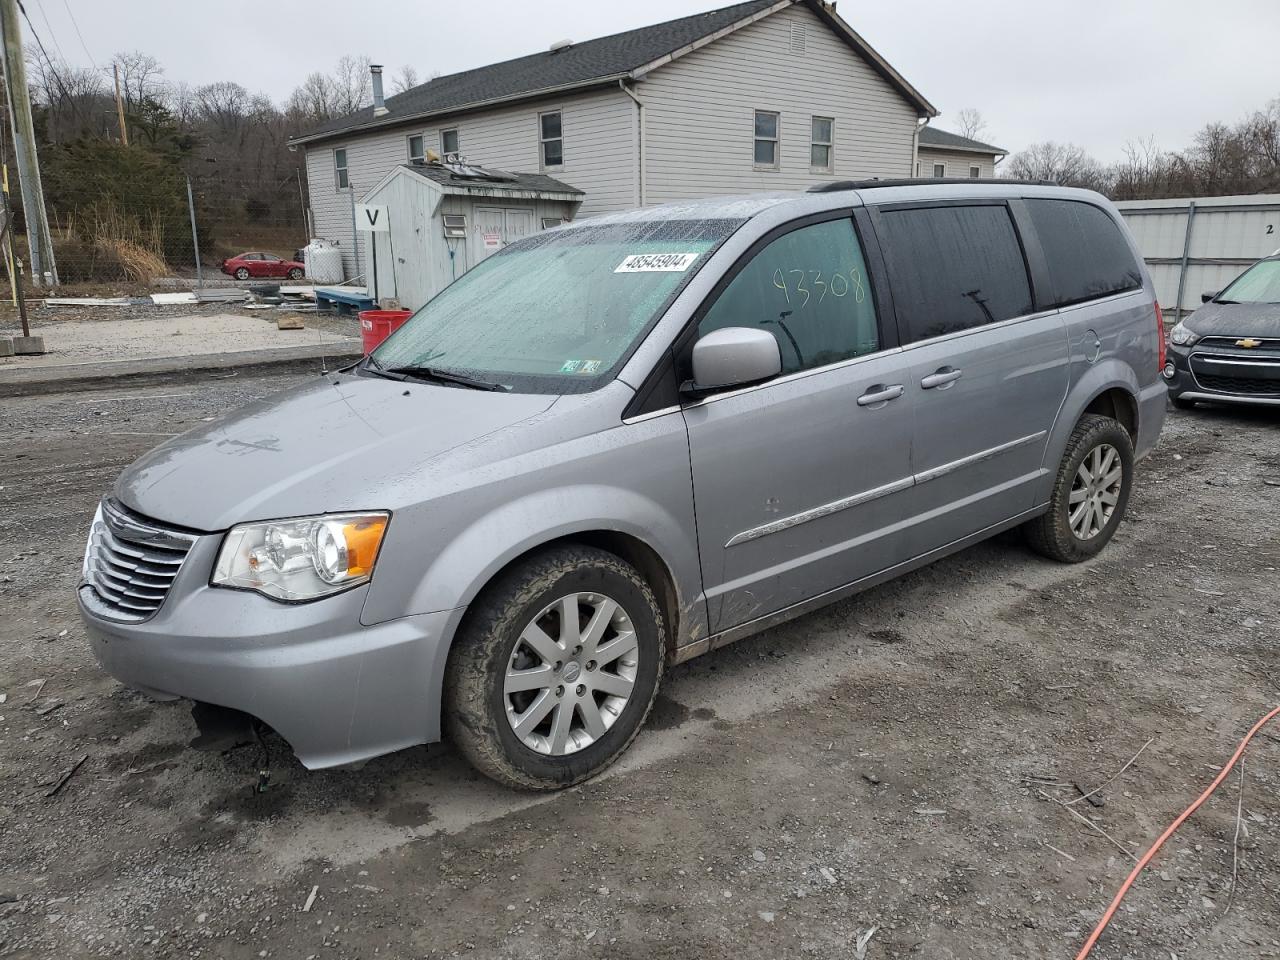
top-left (1, 373), bottom-right (1278, 960)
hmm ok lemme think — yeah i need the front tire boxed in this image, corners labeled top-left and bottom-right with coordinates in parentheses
top-left (234, 267), bottom-right (250, 280)
top-left (1024, 414), bottom-right (1134, 563)
top-left (445, 545), bottom-right (665, 790)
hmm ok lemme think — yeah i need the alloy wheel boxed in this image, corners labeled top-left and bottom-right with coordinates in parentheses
top-left (1068, 442), bottom-right (1123, 540)
top-left (503, 592), bottom-right (639, 756)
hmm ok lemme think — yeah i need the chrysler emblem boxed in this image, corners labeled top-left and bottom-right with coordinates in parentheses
top-left (1235, 338), bottom-right (1262, 348)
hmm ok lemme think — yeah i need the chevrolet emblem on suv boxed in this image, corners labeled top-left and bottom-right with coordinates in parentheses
top-left (1235, 338), bottom-right (1263, 348)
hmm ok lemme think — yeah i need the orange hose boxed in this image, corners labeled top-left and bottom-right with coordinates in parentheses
top-left (1075, 704), bottom-right (1280, 959)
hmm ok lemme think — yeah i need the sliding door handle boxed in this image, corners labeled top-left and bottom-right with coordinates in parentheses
top-left (921, 367), bottom-right (963, 390)
top-left (856, 384), bottom-right (905, 407)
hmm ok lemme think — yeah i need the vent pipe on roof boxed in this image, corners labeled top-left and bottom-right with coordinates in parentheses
top-left (549, 39), bottom-right (573, 54)
top-left (370, 64), bottom-right (388, 117)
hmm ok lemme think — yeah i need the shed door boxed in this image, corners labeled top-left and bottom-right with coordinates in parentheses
top-left (472, 206), bottom-right (536, 264)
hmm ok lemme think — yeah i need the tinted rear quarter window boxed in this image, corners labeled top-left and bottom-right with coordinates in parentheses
top-left (1025, 199), bottom-right (1143, 307)
top-left (877, 204), bottom-right (1033, 343)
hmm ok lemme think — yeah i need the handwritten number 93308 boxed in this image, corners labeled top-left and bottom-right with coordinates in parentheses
top-left (771, 267), bottom-right (865, 308)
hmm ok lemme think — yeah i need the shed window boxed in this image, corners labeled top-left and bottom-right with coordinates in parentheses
top-left (441, 128), bottom-right (459, 156)
top-left (334, 148), bottom-right (349, 189)
top-left (969, 165), bottom-right (981, 179)
top-left (810, 116), bottom-right (833, 170)
top-left (407, 135), bottom-right (425, 163)
top-left (754, 110), bottom-right (779, 168)
top-left (932, 162), bottom-right (945, 178)
top-left (540, 112), bottom-right (563, 168)
top-left (541, 217), bottom-right (564, 230)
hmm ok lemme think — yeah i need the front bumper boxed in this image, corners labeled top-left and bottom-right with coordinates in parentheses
top-left (78, 533), bottom-right (453, 768)
top-left (1165, 342), bottom-right (1280, 406)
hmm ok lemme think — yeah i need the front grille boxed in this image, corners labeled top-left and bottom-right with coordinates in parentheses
top-left (83, 500), bottom-right (197, 622)
top-left (1193, 373), bottom-right (1280, 396)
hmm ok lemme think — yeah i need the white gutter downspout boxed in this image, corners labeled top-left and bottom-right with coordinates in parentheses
top-left (620, 79), bottom-right (645, 206)
top-left (913, 116), bottom-right (927, 178)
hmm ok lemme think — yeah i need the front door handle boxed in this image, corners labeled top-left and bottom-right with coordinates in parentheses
top-left (921, 367), bottom-right (963, 390)
top-left (856, 384), bottom-right (905, 407)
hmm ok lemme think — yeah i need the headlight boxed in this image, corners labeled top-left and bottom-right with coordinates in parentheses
top-left (212, 512), bottom-right (389, 601)
top-left (1169, 322), bottom-right (1200, 346)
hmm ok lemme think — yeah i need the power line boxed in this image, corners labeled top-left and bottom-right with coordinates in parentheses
top-left (31, 0), bottom-right (66, 64)
top-left (58, 0), bottom-right (92, 68)
top-left (15, 0), bottom-right (78, 114)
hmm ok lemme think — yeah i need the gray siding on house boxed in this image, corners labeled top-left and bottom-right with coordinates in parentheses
top-left (640, 4), bottom-right (919, 204)
top-left (916, 147), bottom-right (997, 179)
top-left (304, 87), bottom-right (635, 277)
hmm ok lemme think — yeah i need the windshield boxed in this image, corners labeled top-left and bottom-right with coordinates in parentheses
top-left (1217, 259), bottom-right (1280, 304)
top-left (371, 217), bottom-right (745, 393)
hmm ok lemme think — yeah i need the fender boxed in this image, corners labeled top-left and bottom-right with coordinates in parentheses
top-left (379, 483), bottom-right (704, 732)
top-left (1036, 358), bottom-right (1140, 502)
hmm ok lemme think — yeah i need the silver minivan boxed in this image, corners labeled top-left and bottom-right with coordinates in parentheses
top-left (79, 182), bottom-right (1166, 790)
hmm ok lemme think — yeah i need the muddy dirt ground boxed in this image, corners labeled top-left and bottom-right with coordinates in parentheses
top-left (1, 370), bottom-right (1278, 959)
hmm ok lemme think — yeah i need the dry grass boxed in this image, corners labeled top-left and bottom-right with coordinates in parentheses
top-left (48, 200), bottom-right (175, 284)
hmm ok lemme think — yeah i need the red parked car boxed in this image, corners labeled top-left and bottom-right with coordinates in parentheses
top-left (220, 252), bottom-right (306, 281)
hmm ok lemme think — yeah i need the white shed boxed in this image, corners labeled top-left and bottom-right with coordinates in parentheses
top-left (358, 160), bottom-right (584, 310)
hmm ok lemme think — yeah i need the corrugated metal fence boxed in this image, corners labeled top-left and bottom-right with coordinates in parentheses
top-left (1115, 194), bottom-right (1280, 319)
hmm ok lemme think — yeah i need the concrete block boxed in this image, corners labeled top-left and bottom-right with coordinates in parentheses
top-left (12, 335), bottom-right (45, 355)
top-left (0, 338), bottom-right (13, 357)
top-left (276, 315), bottom-right (305, 331)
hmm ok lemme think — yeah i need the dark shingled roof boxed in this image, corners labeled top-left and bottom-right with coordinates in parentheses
top-left (292, 0), bottom-right (934, 145)
top-left (401, 163), bottom-right (583, 195)
top-left (918, 126), bottom-right (1007, 155)
top-left (294, 0), bottom-right (776, 144)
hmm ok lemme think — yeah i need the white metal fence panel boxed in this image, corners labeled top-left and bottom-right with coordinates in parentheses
top-left (1116, 195), bottom-right (1280, 318)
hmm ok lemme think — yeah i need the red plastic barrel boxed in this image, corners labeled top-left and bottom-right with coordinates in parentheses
top-left (359, 309), bottom-right (413, 354)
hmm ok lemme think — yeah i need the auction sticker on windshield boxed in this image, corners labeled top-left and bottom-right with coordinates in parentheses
top-left (615, 252), bottom-right (700, 273)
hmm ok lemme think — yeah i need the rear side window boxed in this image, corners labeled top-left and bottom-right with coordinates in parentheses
top-left (699, 218), bottom-right (880, 375)
top-left (1025, 199), bottom-right (1143, 307)
top-left (877, 204), bottom-right (1033, 343)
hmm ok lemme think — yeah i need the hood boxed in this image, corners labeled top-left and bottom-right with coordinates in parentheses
top-left (114, 374), bottom-right (558, 531)
top-left (1185, 301), bottom-right (1280, 339)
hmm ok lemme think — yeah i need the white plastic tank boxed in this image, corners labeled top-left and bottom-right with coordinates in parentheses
top-left (303, 239), bottom-right (344, 284)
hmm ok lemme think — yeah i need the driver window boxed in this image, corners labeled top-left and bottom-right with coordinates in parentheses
top-left (698, 218), bottom-right (880, 375)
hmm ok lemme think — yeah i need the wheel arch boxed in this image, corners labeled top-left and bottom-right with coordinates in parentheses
top-left (1039, 362), bottom-right (1141, 502)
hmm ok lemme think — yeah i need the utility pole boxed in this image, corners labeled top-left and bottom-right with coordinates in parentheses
top-left (112, 63), bottom-right (129, 146)
top-left (0, 0), bottom-right (56, 287)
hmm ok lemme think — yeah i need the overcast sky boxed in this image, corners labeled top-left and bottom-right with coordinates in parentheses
top-left (21, 0), bottom-right (1280, 162)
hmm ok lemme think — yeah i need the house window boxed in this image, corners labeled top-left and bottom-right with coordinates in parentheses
top-left (541, 217), bottom-right (564, 230)
top-left (754, 110), bottom-right (779, 168)
top-left (334, 148), bottom-right (349, 189)
top-left (407, 135), bottom-right (425, 163)
top-left (540, 112), bottom-right (563, 168)
top-left (932, 163), bottom-right (945, 178)
top-left (810, 116), bottom-right (833, 170)
top-left (441, 128), bottom-right (459, 156)
top-left (970, 165), bottom-right (982, 178)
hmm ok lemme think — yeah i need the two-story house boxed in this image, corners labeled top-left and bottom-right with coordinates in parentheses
top-left (289, 0), bottom-right (937, 279)
top-left (916, 126), bottom-right (1007, 179)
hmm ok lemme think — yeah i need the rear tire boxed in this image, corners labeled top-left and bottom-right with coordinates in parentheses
top-left (445, 545), bottom-right (665, 791)
top-left (287, 267), bottom-right (304, 280)
top-left (1024, 414), bottom-right (1134, 563)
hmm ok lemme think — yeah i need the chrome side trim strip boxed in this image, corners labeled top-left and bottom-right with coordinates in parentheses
top-left (725, 475), bottom-right (914, 548)
top-left (915, 430), bottom-right (1047, 485)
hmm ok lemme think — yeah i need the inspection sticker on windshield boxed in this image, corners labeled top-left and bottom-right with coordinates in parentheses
top-left (614, 252), bottom-right (700, 273)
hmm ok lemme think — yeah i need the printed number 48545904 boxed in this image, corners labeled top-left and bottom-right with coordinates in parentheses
top-left (772, 267), bottom-right (865, 307)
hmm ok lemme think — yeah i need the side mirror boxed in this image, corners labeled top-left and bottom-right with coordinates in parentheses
top-left (684, 327), bottom-right (782, 395)
top-left (1201, 290), bottom-right (1218, 303)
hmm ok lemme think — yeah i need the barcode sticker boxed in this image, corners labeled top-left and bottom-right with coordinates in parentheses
top-left (615, 252), bottom-right (700, 273)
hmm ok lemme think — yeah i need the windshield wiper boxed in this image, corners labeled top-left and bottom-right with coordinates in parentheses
top-left (1213, 298), bottom-right (1239, 304)
top-left (385, 365), bottom-right (509, 392)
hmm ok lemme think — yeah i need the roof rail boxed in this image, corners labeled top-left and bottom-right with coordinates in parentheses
top-left (807, 177), bottom-right (1059, 193)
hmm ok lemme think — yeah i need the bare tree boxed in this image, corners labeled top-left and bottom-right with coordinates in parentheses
top-left (285, 55), bottom-right (373, 123)
top-left (955, 108), bottom-right (987, 142)
top-left (392, 64), bottom-right (420, 95)
top-left (331, 54), bottom-right (372, 114)
top-left (109, 51), bottom-right (164, 112)
top-left (1005, 141), bottom-right (1110, 191)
